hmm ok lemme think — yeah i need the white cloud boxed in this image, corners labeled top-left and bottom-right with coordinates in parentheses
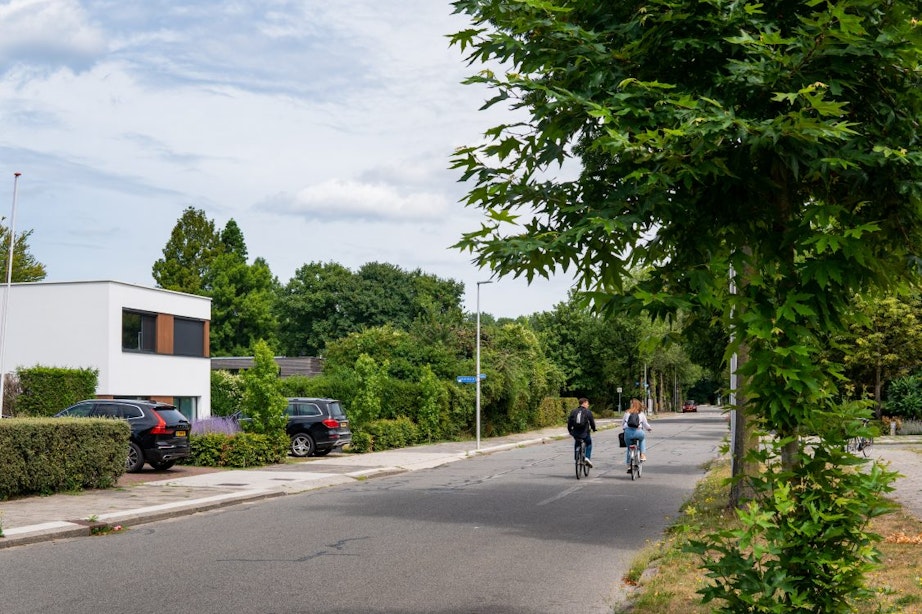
top-left (0, 0), bottom-right (106, 71)
top-left (266, 179), bottom-right (450, 223)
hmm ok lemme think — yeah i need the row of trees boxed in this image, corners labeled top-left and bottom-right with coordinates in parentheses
top-left (449, 0), bottom-right (922, 610)
top-left (152, 206), bottom-right (922, 424)
top-left (152, 207), bottom-right (465, 358)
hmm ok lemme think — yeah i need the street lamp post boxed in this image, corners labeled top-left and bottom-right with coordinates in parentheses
top-left (0, 172), bottom-right (21, 418)
top-left (475, 280), bottom-right (492, 450)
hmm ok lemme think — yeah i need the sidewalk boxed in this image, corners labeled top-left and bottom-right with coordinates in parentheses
top-left (1, 417), bottom-right (920, 550)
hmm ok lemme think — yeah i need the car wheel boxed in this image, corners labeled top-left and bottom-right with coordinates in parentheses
top-left (290, 433), bottom-right (316, 457)
top-left (151, 460), bottom-right (175, 470)
top-left (126, 442), bottom-right (145, 473)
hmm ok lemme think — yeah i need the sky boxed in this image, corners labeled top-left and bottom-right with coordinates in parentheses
top-left (0, 0), bottom-right (577, 319)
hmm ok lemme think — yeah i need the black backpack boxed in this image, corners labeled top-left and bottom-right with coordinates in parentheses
top-left (574, 408), bottom-right (585, 425)
top-left (627, 412), bottom-right (640, 428)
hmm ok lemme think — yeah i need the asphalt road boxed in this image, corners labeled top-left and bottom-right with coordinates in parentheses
top-left (0, 409), bottom-right (727, 614)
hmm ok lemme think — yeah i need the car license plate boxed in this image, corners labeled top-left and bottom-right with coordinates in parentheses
top-left (176, 430), bottom-right (187, 437)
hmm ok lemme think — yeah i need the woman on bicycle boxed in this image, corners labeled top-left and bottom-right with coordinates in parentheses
top-left (623, 398), bottom-right (652, 470)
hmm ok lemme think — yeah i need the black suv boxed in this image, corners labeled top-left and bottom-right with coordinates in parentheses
top-left (54, 400), bottom-right (191, 472)
top-left (231, 398), bottom-right (352, 457)
top-left (285, 398), bottom-right (352, 457)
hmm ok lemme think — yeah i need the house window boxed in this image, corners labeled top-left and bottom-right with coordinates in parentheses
top-left (173, 317), bottom-right (205, 357)
top-left (173, 397), bottom-right (197, 421)
top-left (123, 310), bottom-right (156, 352)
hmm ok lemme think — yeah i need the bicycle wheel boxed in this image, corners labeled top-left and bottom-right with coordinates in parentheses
top-left (575, 444), bottom-right (583, 480)
top-left (859, 437), bottom-right (873, 457)
top-left (582, 454), bottom-right (590, 477)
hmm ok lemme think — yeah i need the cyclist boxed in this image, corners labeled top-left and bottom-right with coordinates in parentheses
top-left (567, 397), bottom-right (597, 468)
top-left (623, 398), bottom-right (652, 471)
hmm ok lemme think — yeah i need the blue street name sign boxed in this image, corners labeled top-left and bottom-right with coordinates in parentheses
top-left (456, 374), bottom-right (486, 384)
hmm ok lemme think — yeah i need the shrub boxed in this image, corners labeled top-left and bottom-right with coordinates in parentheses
top-left (362, 417), bottom-right (419, 451)
top-left (0, 418), bottom-right (125, 498)
top-left (188, 432), bottom-right (229, 467)
top-left (348, 430), bottom-right (373, 453)
top-left (210, 370), bottom-right (243, 417)
top-left (187, 431), bottom-right (288, 467)
top-left (14, 366), bottom-right (98, 417)
top-left (240, 340), bottom-right (287, 435)
top-left (897, 419), bottom-right (922, 435)
top-left (885, 375), bottom-right (922, 421)
top-left (536, 397), bottom-right (573, 428)
top-left (192, 416), bottom-right (241, 436)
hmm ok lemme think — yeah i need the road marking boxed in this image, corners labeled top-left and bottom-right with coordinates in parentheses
top-left (536, 484), bottom-right (585, 506)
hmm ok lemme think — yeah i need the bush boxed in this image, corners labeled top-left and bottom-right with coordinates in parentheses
top-left (14, 366), bottom-right (98, 417)
top-left (240, 340), bottom-right (287, 435)
top-left (885, 375), bottom-right (922, 420)
top-left (210, 370), bottom-right (243, 417)
top-left (192, 416), bottom-right (242, 435)
top-left (348, 430), bottom-right (373, 453)
top-left (536, 397), bottom-right (574, 428)
top-left (188, 432), bottom-right (229, 467)
top-left (187, 431), bottom-right (289, 468)
top-left (361, 417), bottom-right (420, 451)
top-left (0, 418), bottom-right (126, 498)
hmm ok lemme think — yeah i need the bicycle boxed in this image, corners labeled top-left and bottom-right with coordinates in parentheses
top-left (847, 419), bottom-right (874, 457)
top-left (575, 439), bottom-right (590, 479)
top-left (627, 436), bottom-right (643, 480)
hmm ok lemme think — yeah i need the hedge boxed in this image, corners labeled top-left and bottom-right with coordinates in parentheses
top-left (14, 366), bottom-right (99, 417)
top-left (0, 418), bottom-right (127, 498)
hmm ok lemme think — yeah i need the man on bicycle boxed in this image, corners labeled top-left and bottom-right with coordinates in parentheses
top-left (567, 398), bottom-right (597, 467)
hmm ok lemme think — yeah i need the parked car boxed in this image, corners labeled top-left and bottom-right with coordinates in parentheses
top-left (233, 397), bottom-right (352, 458)
top-left (54, 400), bottom-right (191, 472)
top-left (682, 399), bottom-right (698, 413)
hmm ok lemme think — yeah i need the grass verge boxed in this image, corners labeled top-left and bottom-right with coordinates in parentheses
top-left (619, 458), bottom-right (922, 613)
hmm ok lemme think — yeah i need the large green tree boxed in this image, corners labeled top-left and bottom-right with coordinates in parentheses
top-left (152, 206), bottom-right (221, 294)
top-left (276, 261), bottom-right (465, 356)
top-left (0, 226), bottom-right (46, 282)
top-left (530, 296), bottom-right (642, 408)
top-left (839, 293), bottom-right (922, 415)
top-left (207, 220), bottom-right (279, 356)
top-left (154, 211), bottom-right (278, 355)
top-left (276, 261), bottom-right (357, 356)
top-left (451, 1), bottom-right (920, 609)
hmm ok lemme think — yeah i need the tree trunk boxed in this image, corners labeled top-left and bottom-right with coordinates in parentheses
top-left (874, 363), bottom-right (883, 419)
top-left (729, 341), bottom-right (758, 508)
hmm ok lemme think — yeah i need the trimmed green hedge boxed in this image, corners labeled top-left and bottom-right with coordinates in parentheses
top-left (351, 417), bottom-right (420, 453)
top-left (537, 396), bottom-right (576, 428)
top-left (186, 431), bottom-right (289, 468)
top-left (14, 366), bottom-right (98, 417)
top-left (0, 418), bottom-right (127, 499)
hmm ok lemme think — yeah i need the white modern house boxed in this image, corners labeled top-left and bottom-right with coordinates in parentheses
top-left (0, 280), bottom-right (212, 420)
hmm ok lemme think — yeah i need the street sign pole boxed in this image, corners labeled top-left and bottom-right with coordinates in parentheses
top-left (475, 280), bottom-right (492, 450)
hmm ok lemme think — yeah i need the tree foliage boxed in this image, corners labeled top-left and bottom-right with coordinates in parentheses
top-left (838, 293), bottom-right (922, 415)
top-left (152, 206), bottom-right (221, 294)
top-left (240, 339), bottom-right (287, 435)
top-left (154, 210), bottom-right (279, 355)
top-left (276, 261), bottom-right (464, 356)
top-left (0, 226), bottom-right (46, 282)
top-left (451, 0), bottom-right (922, 608)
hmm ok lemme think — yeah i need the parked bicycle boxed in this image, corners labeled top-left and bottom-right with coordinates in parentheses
top-left (627, 435), bottom-right (643, 480)
top-left (847, 418), bottom-right (874, 457)
top-left (575, 438), bottom-right (590, 479)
